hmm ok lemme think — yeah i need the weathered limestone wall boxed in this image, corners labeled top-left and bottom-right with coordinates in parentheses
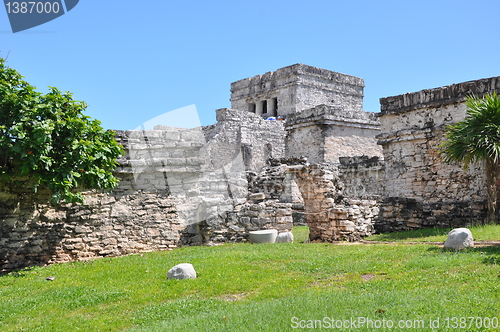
top-left (1, 128), bottom-right (211, 272)
top-left (290, 162), bottom-right (380, 242)
top-left (0, 111), bottom-right (289, 272)
top-left (285, 105), bottom-right (382, 164)
top-left (285, 124), bottom-right (324, 164)
top-left (203, 108), bottom-right (285, 171)
top-left (230, 64), bottom-right (364, 118)
top-left (220, 162), bottom-right (294, 243)
top-left (376, 76), bottom-right (500, 231)
top-left (0, 175), bottom-right (181, 273)
top-left (338, 156), bottom-right (385, 199)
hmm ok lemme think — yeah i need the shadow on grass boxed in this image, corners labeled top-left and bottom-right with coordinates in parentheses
top-left (469, 246), bottom-right (500, 265)
top-left (367, 227), bottom-right (452, 241)
top-left (426, 245), bottom-right (500, 265)
top-left (0, 265), bottom-right (39, 277)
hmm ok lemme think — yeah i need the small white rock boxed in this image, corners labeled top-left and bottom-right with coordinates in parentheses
top-left (444, 228), bottom-right (474, 250)
top-left (167, 263), bottom-right (197, 280)
top-left (276, 231), bottom-right (294, 243)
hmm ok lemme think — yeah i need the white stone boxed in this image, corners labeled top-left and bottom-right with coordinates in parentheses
top-left (444, 228), bottom-right (474, 250)
top-left (167, 263), bottom-right (197, 280)
top-left (275, 231), bottom-right (294, 243)
top-left (248, 229), bottom-right (278, 243)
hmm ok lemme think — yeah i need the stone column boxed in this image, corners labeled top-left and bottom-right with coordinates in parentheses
top-left (256, 101), bottom-right (263, 116)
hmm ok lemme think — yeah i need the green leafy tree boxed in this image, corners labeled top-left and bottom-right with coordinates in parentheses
top-left (0, 58), bottom-right (123, 203)
top-left (441, 93), bottom-right (500, 224)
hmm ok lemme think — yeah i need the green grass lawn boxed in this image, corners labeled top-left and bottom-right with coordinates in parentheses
top-left (365, 224), bottom-right (500, 243)
top-left (0, 227), bottom-right (499, 331)
top-left (291, 225), bottom-right (309, 243)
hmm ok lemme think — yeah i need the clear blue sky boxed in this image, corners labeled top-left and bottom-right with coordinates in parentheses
top-left (2, 0), bottom-right (500, 130)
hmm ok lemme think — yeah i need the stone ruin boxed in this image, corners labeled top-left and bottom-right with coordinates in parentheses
top-left (230, 63), bottom-right (364, 118)
top-left (1, 63), bottom-right (500, 272)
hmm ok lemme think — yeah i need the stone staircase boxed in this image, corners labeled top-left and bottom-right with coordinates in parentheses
top-left (116, 127), bottom-right (247, 244)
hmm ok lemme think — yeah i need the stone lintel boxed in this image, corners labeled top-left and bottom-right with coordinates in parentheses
top-left (338, 156), bottom-right (384, 168)
top-left (285, 119), bottom-right (380, 131)
top-left (230, 64), bottom-right (364, 101)
top-left (380, 76), bottom-right (500, 115)
top-left (376, 124), bottom-right (447, 145)
top-left (215, 108), bottom-right (261, 122)
top-left (285, 105), bottom-right (380, 131)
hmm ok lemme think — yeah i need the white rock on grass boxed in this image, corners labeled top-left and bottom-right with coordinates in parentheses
top-left (167, 263), bottom-right (197, 280)
top-left (276, 231), bottom-right (294, 243)
top-left (444, 228), bottom-right (474, 250)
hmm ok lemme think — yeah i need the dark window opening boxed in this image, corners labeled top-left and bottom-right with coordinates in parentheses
top-left (262, 100), bottom-right (267, 114)
top-left (272, 98), bottom-right (278, 116)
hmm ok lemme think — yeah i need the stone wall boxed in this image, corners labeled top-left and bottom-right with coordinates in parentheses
top-left (338, 156), bottom-right (385, 199)
top-left (1, 128), bottom-right (204, 272)
top-left (219, 162), bottom-right (294, 243)
top-left (230, 64), bottom-right (364, 118)
top-left (0, 174), bottom-right (181, 273)
top-left (290, 162), bottom-right (380, 242)
top-left (285, 105), bottom-right (383, 164)
top-left (203, 108), bottom-right (285, 171)
top-left (0, 111), bottom-right (290, 272)
top-left (376, 76), bottom-right (500, 231)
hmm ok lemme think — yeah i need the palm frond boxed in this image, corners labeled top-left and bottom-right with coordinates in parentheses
top-left (441, 92), bottom-right (500, 169)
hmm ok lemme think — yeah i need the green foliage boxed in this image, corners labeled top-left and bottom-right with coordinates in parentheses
top-left (0, 58), bottom-right (123, 203)
top-left (440, 93), bottom-right (500, 223)
top-left (441, 92), bottom-right (500, 169)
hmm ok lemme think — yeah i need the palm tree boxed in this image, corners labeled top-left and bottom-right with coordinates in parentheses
top-left (441, 92), bottom-right (500, 224)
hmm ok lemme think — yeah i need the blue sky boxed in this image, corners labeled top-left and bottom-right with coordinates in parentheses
top-left (2, 0), bottom-right (500, 130)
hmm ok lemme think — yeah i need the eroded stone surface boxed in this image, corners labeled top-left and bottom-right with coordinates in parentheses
top-left (276, 231), bottom-right (294, 243)
top-left (230, 64), bottom-right (365, 118)
top-left (376, 76), bottom-right (500, 231)
top-left (444, 228), bottom-right (474, 250)
top-left (285, 105), bottom-right (382, 164)
top-left (168, 263), bottom-right (197, 280)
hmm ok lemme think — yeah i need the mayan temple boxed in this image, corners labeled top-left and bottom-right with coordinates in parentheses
top-left (2, 63), bottom-right (500, 272)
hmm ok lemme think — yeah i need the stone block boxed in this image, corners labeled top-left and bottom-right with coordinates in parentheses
top-left (249, 193), bottom-right (266, 202)
top-left (102, 238), bottom-right (118, 246)
top-left (167, 263), bottom-right (197, 280)
top-left (444, 228), bottom-right (474, 250)
top-left (74, 226), bottom-right (91, 234)
top-left (229, 225), bottom-right (244, 232)
top-left (239, 217), bottom-right (250, 225)
top-left (110, 203), bottom-right (133, 218)
top-left (276, 231), bottom-right (294, 243)
top-left (146, 228), bottom-right (160, 237)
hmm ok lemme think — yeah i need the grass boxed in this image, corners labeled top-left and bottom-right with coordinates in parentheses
top-left (290, 225), bottom-right (309, 243)
top-left (365, 224), bottom-right (500, 243)
top-left (0, 227), bottom-right (498, 331)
